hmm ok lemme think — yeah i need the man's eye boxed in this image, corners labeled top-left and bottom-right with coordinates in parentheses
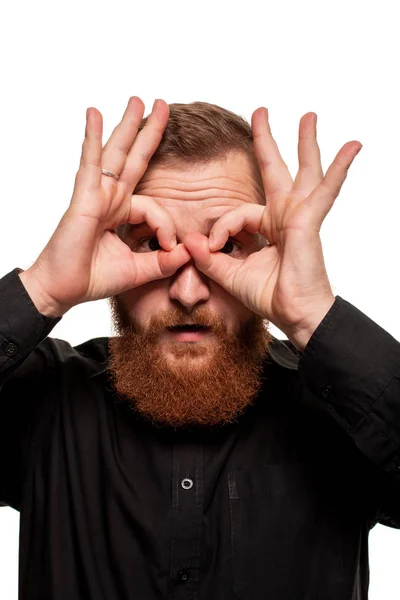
top-left (220, 239), bottom-right (241, 255)
top-left (137, 237), bottom-right (161, 252)
top-left (135, 237), bottom-right (240, 253)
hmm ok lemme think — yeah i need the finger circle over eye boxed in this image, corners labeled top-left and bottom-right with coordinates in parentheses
top-left (209, 204), bottom-right (266, 250)
top-left (128, 195), bottom-right (176, 252)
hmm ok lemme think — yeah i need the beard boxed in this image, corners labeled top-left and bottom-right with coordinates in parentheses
top-left (107, 297), bottom-right (272, 429)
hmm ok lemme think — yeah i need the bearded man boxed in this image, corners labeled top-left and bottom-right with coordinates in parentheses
top-left (1, 97), bottom-right (399, 600)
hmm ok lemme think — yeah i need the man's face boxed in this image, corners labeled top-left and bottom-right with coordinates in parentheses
top-left (108, 152), bottom-right (272, 428)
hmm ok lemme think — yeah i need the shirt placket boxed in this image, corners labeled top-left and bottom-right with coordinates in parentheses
top-left (168, 440), bottom-right (203, 599)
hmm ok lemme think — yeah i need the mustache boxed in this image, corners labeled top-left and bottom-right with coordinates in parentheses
top-left (145, 307), bottom-right (228, 336)
top-left (109, 296), bottom-right (229, 337)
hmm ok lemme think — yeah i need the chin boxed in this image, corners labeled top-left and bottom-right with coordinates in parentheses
top-left (164, 343), bottom-right (213, 369)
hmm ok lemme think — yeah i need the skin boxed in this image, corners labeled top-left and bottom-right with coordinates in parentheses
top-left (18, 100), bottom-right (362, 425)
top-left (106, 155), bottom-right (274, 426)
top-left (185, 111), bottom-right (362, 350)
top-left (19, 97), bottom-right (362, 355)
top-left (116, 152), bottom-right (266, 362)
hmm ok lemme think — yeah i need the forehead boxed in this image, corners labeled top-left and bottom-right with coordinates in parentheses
top-left (134, 152), bottom-right (264, 229)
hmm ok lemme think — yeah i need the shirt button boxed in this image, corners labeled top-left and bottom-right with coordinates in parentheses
top-left (177, 566), bottom-right (189, 583)
top-left (181, 478), bottom-right (194, 490)
top-left (4, 342), bottom-right (18, 357)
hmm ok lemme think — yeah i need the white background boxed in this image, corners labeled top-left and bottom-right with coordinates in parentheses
top-left (1, 0), bottom-right (399, 597)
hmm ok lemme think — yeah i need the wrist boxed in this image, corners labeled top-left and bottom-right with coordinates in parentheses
top-left (18, 268), bottom-right (68, 318)
top-left (282, 295), bottom-right (336, 352)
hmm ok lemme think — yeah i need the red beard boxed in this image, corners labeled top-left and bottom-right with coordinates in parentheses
top-left (107, 298), bottom-right (272, 428)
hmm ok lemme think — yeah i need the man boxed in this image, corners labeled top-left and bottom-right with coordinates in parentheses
top-left (0, 97), bottom-right (399, 599)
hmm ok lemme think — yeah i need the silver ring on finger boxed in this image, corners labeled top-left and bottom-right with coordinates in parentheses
top-left (101, 168), bottom-right (120, 180)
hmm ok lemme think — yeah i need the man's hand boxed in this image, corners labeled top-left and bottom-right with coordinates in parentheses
top-left (20, 97), bottom-right (191, 317)
top-left (185, 110), bottom-right (362, 350)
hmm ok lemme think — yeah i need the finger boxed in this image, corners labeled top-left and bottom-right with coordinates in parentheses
top-left (306, 141), bottom-right (362, 227)
top-left (293, 112), bottom-right (323, 195)
top-left (184, 232), bottom-right (240, 291)
top-left (208, 204), bottom-right (267, 251)
top-left (251, 107), bottom-right (293, 196)
top-left (101, 96), bottom-right (145, 177)
top-left (119, 99), bottom-right (170, 186)
top-left (132, 243), bottom-right (191, 287)
top-left (128, 194), bottom-right (177, 251)
top-left (72, 108), bottom-right (103, 199)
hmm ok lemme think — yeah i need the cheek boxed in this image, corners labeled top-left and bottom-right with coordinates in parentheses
top-left (209, 283), bottom-right (253, 330)
top-left (120, 281), bottom-right (170, 325)
top-left (228, 305), bottom-right (254, 334)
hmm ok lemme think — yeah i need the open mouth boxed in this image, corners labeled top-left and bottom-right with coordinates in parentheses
top-left (166, 324), bottom-right (211, 341)
top-left (168, 324), bottom-right (209, 332)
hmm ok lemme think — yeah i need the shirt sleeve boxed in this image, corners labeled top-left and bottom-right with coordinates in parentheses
top-left (0, 268), bottom-right (61, 386)
top-left (298, 295), bottom-right (400, 528)
top-left (0, 268), bottom-right (62, 509)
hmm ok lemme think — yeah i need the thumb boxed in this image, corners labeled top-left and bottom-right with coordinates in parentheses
top-left (184, 232), bottom-right (239, 292)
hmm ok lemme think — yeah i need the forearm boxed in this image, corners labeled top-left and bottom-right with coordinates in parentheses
top-left (0, 268), bottom-right (61, 383)
top-left (18, 268), bottom-right (68, 318)
top-left (282, 295), bottom-right (336, 352)
top-left (298, 296), bottom-right (400, 479)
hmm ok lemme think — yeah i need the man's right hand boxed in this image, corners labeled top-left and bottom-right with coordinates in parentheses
top-left (19, 97), bottom-right (191, 318)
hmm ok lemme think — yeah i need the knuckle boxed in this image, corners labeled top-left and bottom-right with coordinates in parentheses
top-left (113, 145), bottom-right (129, 160)
top-left (138, 149), bottom-right (152, 165)
top-left (258, 156), bottom-right (273, 169)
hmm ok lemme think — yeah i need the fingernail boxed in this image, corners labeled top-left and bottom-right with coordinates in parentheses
top-left (171, 236), bottom-right (177, 249)
top-left (153, 99), bottom-right (161, 110)
top-left (209, 234), bottom-right (215, 250)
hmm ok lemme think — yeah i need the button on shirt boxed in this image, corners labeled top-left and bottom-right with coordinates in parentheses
top-left (1, 267), bottom-right (400, 600)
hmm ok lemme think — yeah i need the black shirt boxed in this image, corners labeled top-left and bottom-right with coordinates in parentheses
top-left (1, 267), bottom-right (400, 600)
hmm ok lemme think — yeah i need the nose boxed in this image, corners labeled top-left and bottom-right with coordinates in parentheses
top-left (169, 259), bottom-right (210, 310)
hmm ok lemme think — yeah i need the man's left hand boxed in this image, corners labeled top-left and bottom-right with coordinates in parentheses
top-left (185, 109), bottom-right (362, 351)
